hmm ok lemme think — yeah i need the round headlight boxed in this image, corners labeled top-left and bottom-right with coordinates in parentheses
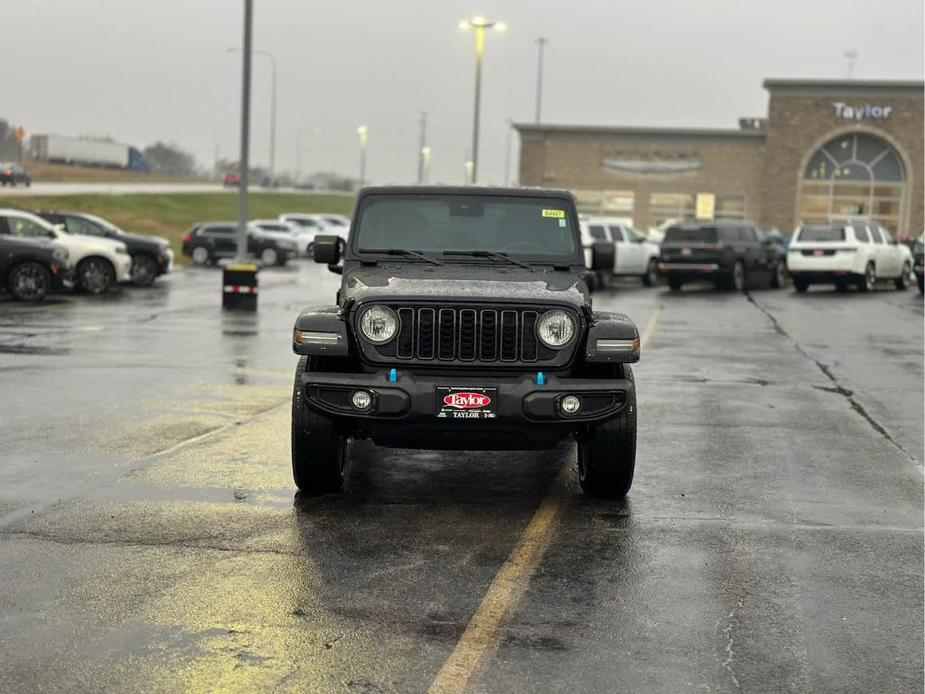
top-left (359, 305), bottom-right (399, 344)
top-left (536, 309), bottom-right (576, 349)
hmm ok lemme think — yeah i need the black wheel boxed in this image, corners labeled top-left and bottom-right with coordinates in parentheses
top-left (667, 277), bottom-right (683, 291)
top-left (770, 260), bottom-right (788, 289)
top-left (7, 262), bottom-right (50, 301)
top-left (642, 258), bottom-right (658, 287)
top-left (918, 275), bottom-right (923, 295)
top-left (728, 261), bottom-right (746, 291)
top-left (895, 262), bottom-right (910, 290)
top-left (130, 254), bottom-right (159, 287)
top-left (291, 356), bottom-right (346, 494)
top-left (793, 277), bottom-right (809, 293)
top-left (305, 241), bottom-right (314, 258)
top-left (77, 257), bottom-right (116, 294)
top-left (191, 246), bottom-right (211, 266)
top-left (261, 247), bottom-right (279, 266)
top-left (857, 262), bottom-right (875, 292)
top-left (577, 365), bottom-right (637, 499)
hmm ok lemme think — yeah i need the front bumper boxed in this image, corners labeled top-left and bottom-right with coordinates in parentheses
top-left (658, 262), bottom-right (727, 282)
top-left (788, 269), bottom-right (861, 284)
top-left (301, 369), bottom-right (632, 449)
top-left (114, 253), bottom-right (133, 282)
top-left (158, 248), bottom-right (174, 274)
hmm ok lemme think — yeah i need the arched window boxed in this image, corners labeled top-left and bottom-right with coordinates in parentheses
top-left (798, 133), bottom-right (906, 233)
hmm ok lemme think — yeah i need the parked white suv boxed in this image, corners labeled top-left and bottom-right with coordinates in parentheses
top-left (788, 220), bottom-right (913, 293)
top-left (251, 219), bottom-right (313, 255)
top-left (278, 213), bottom-right (348, 256)
top-left (0, 209), bottom-right (132, 293)
top-left (580, 217), bottom-right (660, 286)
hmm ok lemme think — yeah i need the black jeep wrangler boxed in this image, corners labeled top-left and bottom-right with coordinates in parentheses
top-left (291, 187), bottom-right (641, 497)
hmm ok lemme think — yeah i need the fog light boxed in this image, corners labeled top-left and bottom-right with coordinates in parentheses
top-left (559, 395), bottom-right (581, 415)
top-left (351, 390), bottom-right (372, 410)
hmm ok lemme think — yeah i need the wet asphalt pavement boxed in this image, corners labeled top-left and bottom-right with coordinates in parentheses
top-left (0, 263), bottom-right (921, 693)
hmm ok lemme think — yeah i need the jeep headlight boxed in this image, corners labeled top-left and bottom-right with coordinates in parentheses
top-left (359, 305), bottom-right (398, 344)
top-left (536, 309), bottom-right (576, 349)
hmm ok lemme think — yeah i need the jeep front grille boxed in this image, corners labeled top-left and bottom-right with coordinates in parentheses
top-left (359, 304), bottom-right (576, 367)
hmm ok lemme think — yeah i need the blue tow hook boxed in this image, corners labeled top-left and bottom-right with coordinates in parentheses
top-left (389, 368), bottom-right (398, 383)
top-left (536, 371), bottom-right (545, 386)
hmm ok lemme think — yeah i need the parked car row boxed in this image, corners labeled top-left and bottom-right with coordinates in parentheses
top-left (0, 208), bottom-right (173, 301)
top-left (181, 212), bottom-right (350, 266)
top-left (583, 215), bottom-right (916, 296)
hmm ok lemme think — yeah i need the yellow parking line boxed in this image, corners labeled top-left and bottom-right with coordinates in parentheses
top-left (428, 306), bottom-right (663, 694)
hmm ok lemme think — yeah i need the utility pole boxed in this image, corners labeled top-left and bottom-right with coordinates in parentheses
top-left (460, 16), bottom-right (505, 184)
top-left (535, 37), bottom-right (548, 123)
top-left (416, 111), bottom-right (428, 184)
top-left (236, 0), bottom-right (253, 262)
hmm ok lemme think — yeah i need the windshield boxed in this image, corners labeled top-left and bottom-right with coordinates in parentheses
top-left (354, 194), bottom-right (579, 262)
top-left (797, 225), bottom-right (846, 242)
top-left (664, 226), bottom-right (718, 243)
top-left (82, 213), bottom-right (123, 234)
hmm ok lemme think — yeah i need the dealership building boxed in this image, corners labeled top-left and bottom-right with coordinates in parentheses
top-left (516, 78), bottom-right (924, 236)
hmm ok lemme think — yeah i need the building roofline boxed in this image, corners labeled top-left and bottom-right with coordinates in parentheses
top-left (513, 123), bottom-right (765, 139)
top-left (763, 77), bottom-right (924, 90)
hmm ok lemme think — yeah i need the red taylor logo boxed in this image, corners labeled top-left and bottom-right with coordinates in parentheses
top-left (443, 392), bottom-right (491, 409)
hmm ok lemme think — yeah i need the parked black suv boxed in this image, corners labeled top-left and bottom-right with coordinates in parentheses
top-left (181, 222), bottom-right (296, 266)
top-left (37, 211), bottom-right (173, 287)
top-left (1, 236), bottom-right (67, 301)
top-left (290, 186), bottom-right (641, 498)
top-left (0, 163), bottom-right (32, 187)
top-left (658, 220), bottom-right (787, 291)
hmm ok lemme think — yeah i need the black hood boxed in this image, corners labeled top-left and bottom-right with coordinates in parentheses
top-left (341, 263), bottom-right (588, 310)
top-left (118, 231), bottom-right (167, 249)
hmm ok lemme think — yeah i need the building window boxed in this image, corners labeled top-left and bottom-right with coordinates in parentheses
top-left (649, 193), bottom-right (695, 229)
top-left (573, 189), bottom-right (634, 219)
top-left (798, 133), bottom-right (907, 233)
top-left (715, 195), bottom-right (746, 219)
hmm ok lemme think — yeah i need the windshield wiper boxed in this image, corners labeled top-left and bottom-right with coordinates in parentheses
top-left (359, 248), bottom-right (443, 265)
top-left (443, 250), bottom-right (532, 270)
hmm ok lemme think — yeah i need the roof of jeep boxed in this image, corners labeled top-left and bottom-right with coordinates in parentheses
top-left (357, 185), bottom-right (576, 201)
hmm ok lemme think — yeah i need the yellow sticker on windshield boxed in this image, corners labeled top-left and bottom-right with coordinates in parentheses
top-left (542, 209), bottom-right (565, 219)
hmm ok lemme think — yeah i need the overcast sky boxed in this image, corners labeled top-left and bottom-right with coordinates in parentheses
top-left (4, 0), bottom-right (923, 183)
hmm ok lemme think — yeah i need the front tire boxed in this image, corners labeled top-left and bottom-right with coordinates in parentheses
top-left (577, 365), bottom-right (637, 499)
top-left (770, 260), bottom-right (787, 289)
top-left (131, 254), bottom-right (159, 287)
top-left (895, 262), bottom-right (910, 290)
top-left (191, 246), bottom-right (210, 266)
top-left (291, 356), bottom-right (346, 494)
top-left (726, 261), bottom-right (746, 291)
top-left (642, 258), bottom-right (658, 287)
top-left (857, 262), bottom-right (875, 292)
top-left (261, 247), bottom-right (279, 266)
top-left (7, 262), bottom-right (51, 301)
top-left (77, 257), bottom-right (116, 294)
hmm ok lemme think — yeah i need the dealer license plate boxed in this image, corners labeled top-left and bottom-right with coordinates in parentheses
top-left (436, 386), bottom-right (498, 419)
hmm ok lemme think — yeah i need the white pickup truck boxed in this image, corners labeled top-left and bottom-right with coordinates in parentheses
top-left (580, 217), bottom-right (661, 287)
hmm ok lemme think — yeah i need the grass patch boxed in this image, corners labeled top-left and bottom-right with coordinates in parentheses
top-left (0, 192), bottom-right (356, 263)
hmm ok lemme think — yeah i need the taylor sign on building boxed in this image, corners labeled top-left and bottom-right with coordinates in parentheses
top-left (832, 102), bottom-right (893, 120)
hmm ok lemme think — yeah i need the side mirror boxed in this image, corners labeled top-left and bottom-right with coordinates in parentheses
top-left (590, 241), bottom-right (615, 271)
top-left (313, 234), bottom-right (342, 265)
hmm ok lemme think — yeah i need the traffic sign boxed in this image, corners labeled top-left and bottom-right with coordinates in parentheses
top-left (15, 126), bottom-right (25, 142)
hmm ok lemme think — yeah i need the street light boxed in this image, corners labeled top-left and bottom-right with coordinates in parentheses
top-left (357, 125), bottom-right (368, 188)
top-left (459, 16), bottom-right (505, 184)
top-left (464, 159), bottom-right (474, 185)
top-left (228, 47), bottom-right (276, 184)
top-left (421, 146), bottom-right (432, 184)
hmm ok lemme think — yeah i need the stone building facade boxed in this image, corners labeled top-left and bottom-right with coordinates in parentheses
top-left (516, 78), bottom-right (923, 236)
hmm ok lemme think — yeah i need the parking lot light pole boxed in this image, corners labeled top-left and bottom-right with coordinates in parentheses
top-left (227, 47), bottom-right (276, 184)
top-left (459, 16), bottom-right (505, 184)
top-left (357, 125), bottom-right (368, 188)
top-left (235, 1), bottom-right (253, 263)
top-left (421, 146), bottom-right (432, 184)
